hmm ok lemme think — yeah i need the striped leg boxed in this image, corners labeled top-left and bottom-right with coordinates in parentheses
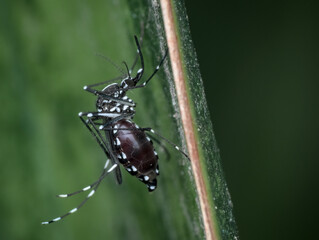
top-left (141, 127), bottom-right (190, 160)
top-left (41, 163), bottom-right (118, 225)
top-left (128, 47), bottom-right (168, 90)
top-left (129, 22), bottom-right (145, 74)
top-left (56, 160), bottom-right (111, 198)
top-left (79, 115), bottom-right (123, 185)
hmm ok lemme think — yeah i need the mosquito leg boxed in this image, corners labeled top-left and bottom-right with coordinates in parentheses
top-left (88, 118), bottom-right (123, 184)
top-left (129, 21), bottom-right (145, 73)
top-left (81, 115), bottom-right (123, 184)
top-left (130, 35), bottom-right (145, 85)
top-left (41, 163), bottom-right (118, 225)
top-left (129, 47), bottom-right (168, 90)
top-left (79, 116), bottom-right (111, 160)
top-left (56, 160), bottom-right (111, 198)
top-left (79, 115), bottom-right (123, 184)
top-left (142, 127), bottom-right (190, 160)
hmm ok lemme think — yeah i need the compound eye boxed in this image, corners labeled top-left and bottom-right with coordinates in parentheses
top-left (121, 80), bottom-right (128, 89)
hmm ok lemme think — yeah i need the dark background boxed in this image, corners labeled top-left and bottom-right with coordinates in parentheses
top-left (185, 0), bottom-right (319, 239)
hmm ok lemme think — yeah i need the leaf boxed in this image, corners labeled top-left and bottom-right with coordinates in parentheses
top-left (0, 0), bottom-right (238, 239)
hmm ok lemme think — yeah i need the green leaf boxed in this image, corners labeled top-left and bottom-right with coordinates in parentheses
top-left (0, 0), bottom-right (238, 239)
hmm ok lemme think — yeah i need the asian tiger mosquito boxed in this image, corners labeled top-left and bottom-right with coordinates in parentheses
top-left (41, 36), bottom-right (189, 224)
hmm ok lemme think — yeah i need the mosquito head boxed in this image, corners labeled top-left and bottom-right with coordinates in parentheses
top-left (120, 78), bottom-right (135, 89)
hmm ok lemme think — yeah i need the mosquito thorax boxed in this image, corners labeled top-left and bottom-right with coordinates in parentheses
top-left (96, 83), bottom-right (135, 114)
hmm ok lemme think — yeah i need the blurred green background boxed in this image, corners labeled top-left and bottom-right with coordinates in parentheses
top-left (1, 1), bottom-right (205, 240)
top-left (185, 0), bottom-right (319, 239)
top-left (1, 0), bottom-right (318, 240)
